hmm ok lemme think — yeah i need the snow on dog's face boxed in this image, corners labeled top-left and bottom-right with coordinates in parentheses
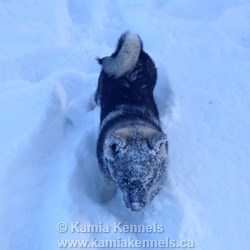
top-left (104, 126), bottom-right (168, 211)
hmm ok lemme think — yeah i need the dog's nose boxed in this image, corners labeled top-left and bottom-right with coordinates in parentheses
top-left (130, 202), bottom-right (144, 211)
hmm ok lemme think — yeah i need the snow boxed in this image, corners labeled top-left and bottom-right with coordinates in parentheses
top-left (0, 0), bottom-right (250, 249)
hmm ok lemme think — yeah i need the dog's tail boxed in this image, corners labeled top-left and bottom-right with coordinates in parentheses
top-left (98, 32), bottom-right (142, 78)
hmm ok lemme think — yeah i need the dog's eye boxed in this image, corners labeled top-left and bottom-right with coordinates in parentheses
top-left (111, 143), bottom-right (119, 154)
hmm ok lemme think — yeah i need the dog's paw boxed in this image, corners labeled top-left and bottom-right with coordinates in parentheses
top-left (100, 178), bottom-right (117, 203)
top-left (86, 93), bottom-right (97, 111)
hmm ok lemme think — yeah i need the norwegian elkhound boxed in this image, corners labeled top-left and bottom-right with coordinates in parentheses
top-left (94, 32), bottom-right (168, 212)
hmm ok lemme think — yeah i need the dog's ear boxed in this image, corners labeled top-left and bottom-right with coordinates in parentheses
top-left (147, 132), bottom-right (168, 156)
top-left (104, 134), bottom-right (127, 161)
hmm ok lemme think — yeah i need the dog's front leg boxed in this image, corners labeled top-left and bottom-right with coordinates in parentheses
top-left (100, 176), bottom-right (117, 203)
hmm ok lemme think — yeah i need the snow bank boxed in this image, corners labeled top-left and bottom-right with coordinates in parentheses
top-left (0, 0), bottom-right (249, 250)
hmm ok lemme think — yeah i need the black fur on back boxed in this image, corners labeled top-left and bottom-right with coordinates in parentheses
top-left (95, 49), bottom-right (159, 122)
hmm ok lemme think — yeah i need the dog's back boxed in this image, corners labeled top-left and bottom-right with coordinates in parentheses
top-left (95, 32), bottom-right (159, 122)
top-left (95, 32), bottom-right (168, 211)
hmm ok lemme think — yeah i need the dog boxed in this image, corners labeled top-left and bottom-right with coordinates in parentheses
top-left (94, 32), bottom-right (168, 212)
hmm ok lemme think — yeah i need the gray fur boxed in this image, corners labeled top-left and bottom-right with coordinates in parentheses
top-left (99, 105), bottom-right (160, 132)
top-left (102, 123), bottom-right (167, 211)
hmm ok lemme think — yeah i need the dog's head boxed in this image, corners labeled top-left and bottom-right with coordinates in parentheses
top-left (103, 126), bottom-right (168, 211)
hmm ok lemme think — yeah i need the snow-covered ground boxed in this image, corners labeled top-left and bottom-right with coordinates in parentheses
top-left (0, 0), bottom-right (250, 249)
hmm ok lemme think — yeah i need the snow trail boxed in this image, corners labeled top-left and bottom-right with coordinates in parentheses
top-left (0, 0), bottom-right (250, 250)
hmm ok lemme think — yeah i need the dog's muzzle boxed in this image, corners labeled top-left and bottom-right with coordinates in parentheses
top-left (123, 181), bottom-right (148, 212)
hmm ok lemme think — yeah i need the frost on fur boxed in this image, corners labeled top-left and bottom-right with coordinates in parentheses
top-left (98, 32), bottom-right (142, 78)
top-left (102, 127), bottom-right (168, 211)
top-left (103, 134), bottom-right (127, 162)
